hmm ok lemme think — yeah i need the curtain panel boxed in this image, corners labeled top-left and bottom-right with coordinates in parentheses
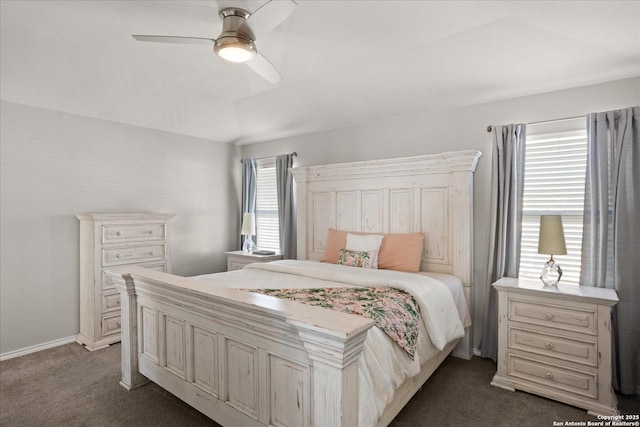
top-left (580, 106), bottom-right (640, 394)
top-left (276, 154), bottom-right (297, 259)
top-left (480, 124), bottom-right (527, 362)
top-left (241, 158), bottom-right (257, 250)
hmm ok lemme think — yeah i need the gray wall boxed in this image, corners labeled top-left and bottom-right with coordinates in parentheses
top-left (0, 101), bottom-right (240, 355)
top-left (240, 77), bottom-right (640, 351)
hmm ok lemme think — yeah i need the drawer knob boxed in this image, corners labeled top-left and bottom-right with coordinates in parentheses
top-left (148, 230), bottom-right (154, 235)
top-left (116, 320), bottom-right (121, 328)
top-left (545, 372), bottom-right (553, 380)
top-left (545, 313), bottom-right (553, 320)
top-left (545, 342), bottom-right (553, 349)
top-left (116, 254), bottom-right (122, 259)
top-left (148, 251), bottom-right (155, 256)
top-left (117, 298), bottom-right (121, 305)
top-left (116, 231), bottom-right (123, 236)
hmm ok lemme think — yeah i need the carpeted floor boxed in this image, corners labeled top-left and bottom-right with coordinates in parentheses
top-left (1, 342), bottom-right (638, 426)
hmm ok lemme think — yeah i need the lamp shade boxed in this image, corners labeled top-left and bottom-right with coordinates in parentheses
top-left (538, 215), bottom-right (567, 255)
top-left (241, 213), bottom-right (256, 236)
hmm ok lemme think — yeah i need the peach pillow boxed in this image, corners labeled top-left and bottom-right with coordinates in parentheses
top-left (321, 229), bottom-right (425, 272)
top-left (378, 232), bottom-right (425, 272)
top-left (320, 229), bottom-right (348, 263)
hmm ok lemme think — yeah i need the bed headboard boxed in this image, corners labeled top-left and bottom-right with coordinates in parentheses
top-left (290, 150), bottom-right (482, 358)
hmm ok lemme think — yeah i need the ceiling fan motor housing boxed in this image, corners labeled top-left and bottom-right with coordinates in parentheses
top-left (213, 7), bottom-right (257, 62)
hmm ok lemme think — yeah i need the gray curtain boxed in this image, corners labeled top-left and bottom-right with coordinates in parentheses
top-left (480, 124), bottom-right (527, 362)
top-left (580, 106), bottom-right (639, 395)
top-left (241, 158), bottom-right (257, 249)
top-left (276, 154), bottom-right (296, 259)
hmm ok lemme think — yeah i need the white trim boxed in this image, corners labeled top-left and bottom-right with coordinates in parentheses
top-left (0, 335), bottom-right (78, 361)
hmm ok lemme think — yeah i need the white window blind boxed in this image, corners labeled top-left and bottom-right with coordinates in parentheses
top-left (255, 165), bottom-right (280, 253)
top-left (518, 125), bottom-right (587, 286)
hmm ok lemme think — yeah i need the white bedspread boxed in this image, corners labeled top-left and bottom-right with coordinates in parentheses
top-left (190, 260), bottom-right (466, 427)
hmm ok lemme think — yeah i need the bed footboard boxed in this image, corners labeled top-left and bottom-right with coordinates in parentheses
top-left (108, 267), bottom-right (373, 427)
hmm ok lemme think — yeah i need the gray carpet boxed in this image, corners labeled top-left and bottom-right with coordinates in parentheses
top-left (1, 342), bottom-right (638, 426)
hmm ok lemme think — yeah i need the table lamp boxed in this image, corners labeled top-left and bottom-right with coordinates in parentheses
top-left (241, 212), bottom-right (256, 254)
top-left (538, 215), bottom-right (567, 287)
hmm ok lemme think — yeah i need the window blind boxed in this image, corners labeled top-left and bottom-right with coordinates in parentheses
top-left (519, 128), bottom-right (587, 286)
top-left (255, 165), bottom-right (280, 252)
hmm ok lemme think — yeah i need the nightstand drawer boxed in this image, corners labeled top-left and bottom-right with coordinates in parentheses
top-left (508, 326), bottom-right (597, 367)
top-left (508, 298), bottom-right (596, 335)
top-left (225, 251), bottom-right (283, 272)
top-left (228, 260), bottom-right (251, 271)
top-left (508, 355), bottom-right (597, 399)
top-left (103, 223), bottom-right (166, 243)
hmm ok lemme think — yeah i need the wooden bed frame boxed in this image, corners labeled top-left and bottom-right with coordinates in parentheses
top-left (108, 150), bottom-right (481, 427)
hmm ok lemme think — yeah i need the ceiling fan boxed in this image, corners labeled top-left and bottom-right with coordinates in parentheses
top-left (132, 0), bottom-right (297, 83)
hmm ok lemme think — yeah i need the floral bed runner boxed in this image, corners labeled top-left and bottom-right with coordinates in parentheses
top-left (246, 286), bottom-right (421, 359)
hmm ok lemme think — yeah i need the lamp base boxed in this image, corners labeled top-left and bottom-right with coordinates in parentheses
top-left (242, 236), bottom-right (256, 254)
top-left (540, 256), bottom-right (563, 287)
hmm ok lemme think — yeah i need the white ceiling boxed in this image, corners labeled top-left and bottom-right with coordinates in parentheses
top-left (1, 1), bottom-right (639, 144)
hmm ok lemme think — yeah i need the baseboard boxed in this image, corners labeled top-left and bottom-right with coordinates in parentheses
top-left (451, 346), bottom-right (481, 360)
top-left (0, 335), bottom-right (77, 361)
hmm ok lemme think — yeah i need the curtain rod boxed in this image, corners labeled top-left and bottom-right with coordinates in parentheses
top-left (486, 115), bottom-right (584, 133)
top-left (240, 152), bottom-right (297, 163)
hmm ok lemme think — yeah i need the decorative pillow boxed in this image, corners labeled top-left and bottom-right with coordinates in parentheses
top-left (345, 233), bottom-right (384, 251)
top-left (345, 233), bottom-right (383, 268)
top-left (337, 249), bottom-right (378, 269)
top-left (321, 229), bottom-right (425, 272)
top-left (377, 232), bottom-right (424, 272)
top-left (320, 229), bottom-right (348, 264)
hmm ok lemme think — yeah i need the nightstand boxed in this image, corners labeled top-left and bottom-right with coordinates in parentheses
top-left (225, 250), bottom-right (283, 271)
top-left (491, 277), bottom-right (618, 416)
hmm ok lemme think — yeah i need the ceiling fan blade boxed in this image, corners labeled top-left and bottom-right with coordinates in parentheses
top-left (240, 0), bottom-right (297, 40)
top-left (132, 35), bottom-right (214, 45)
top-left (247, 52), bottom-right (282, 83)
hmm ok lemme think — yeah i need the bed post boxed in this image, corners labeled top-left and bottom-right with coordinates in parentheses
top-left (291, 167), bottom-right (308, 261)
top-left (288, 319), bottom-right (371, 427)
top-left (447, 151), bottom-right (481, 360)
top-left (112, 272), bottom-right (149, 391)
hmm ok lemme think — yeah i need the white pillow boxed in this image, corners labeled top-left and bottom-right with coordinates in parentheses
top-left (345, 233), bottom-right (384, 268)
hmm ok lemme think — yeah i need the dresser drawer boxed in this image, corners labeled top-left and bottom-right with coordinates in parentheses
top-left (102, 314), bottom-right (121, 336)
top-left (508, 355), bottom-right (597, 399)
top-left (103, 245), bottom-right (165, 266)
top-left (102, 223), bottom-right (166, 244)
top-left (102, 292), bottom-right (121, 313)
top-left (102, 263), bottom-right (167, 290)
top-left (508, 298), bottom-right (596, 335)
top-left (508, 326), bottom-right (597, 367)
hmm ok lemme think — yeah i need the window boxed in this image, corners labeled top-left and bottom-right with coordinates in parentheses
top-left (518, 119), bottom-right (587, 286)
top-left (255, 161), bottom-right (280, 253)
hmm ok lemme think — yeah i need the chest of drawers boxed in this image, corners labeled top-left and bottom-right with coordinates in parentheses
top-left (491, 277), bottom-right (618, 416)
top-left (76, 213), bottom-right (174, 351)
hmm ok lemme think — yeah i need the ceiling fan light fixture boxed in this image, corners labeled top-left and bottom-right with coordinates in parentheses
top-left (214, 36), bottom-right (256, 63)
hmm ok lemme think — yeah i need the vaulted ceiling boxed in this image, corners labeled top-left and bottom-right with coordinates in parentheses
top-left (1, 1), bottom-right (638, 144)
